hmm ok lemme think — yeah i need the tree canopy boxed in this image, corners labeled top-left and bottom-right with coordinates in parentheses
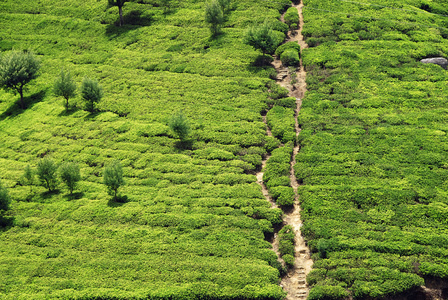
top-left (0, 50), bottom-right (40, 109)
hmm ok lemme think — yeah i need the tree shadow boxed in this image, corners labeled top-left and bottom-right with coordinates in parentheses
top-left (41, 190), bottom-right (60, 200)
top-left (58, 106), bottom-right (81, 117)
top-left (63, 192), bottom-right (84, 201)
top-left (107, 195), bottom-right (128, 207)
top-left (105, 10), bottom-right (154, 39)
top-left (174, 140), bottom-right (193, 150)
top-left (0, 89), bottom-right (47, 120)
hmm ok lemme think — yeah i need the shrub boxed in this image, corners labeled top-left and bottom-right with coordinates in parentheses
top-left (270, 186), bottom-right (295, 206)
top-left (281, 49), bottom-right (300, 66)
top-left (308, 285), bottom-right (349, 300)
top-left (81, 77), bottom-right (103, 113)
top-left (243, 21), bottom-right (279, 60)
top-left (20, 165), bottom-right (35, 194)
top-left (104, 161), bottom-right (125, 200)
top-left (267, 82), bottom-right (289, 99)
top-left (205, 0), bottom-right (224, 37)
top-left (169, 111), bottom-right (190, 141)
top-left (284, 7), bottom-right (299, 29)
top-left (275, 41), bottom-right (301, 57)
top-left (59, 162), bottom-right (81, 195)
top-left (283, 254), bottom-right (295, 267)
top-left (0, 50), bottom-right (40, 108)
top-left (54, 69), bottom-right (76, 111)
top-left (0, 180), bottom-right (10, 212)
top-left (37, 157), bottom-right (58, 192)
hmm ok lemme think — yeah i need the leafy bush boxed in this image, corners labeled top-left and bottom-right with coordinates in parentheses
top-left (270, 186), bottom-right (294, 206)
top-left (37, 157), bottom-right (58, 192)
top-left (81, 77), bottom-right (103, 113)
top-left (205, 0), bottom-right (224, 37)
top-left (283, 254), bottom-right (295, 267)
top-left (0, 180), bottom-right (10, 212)
top-left (243, 22), bottom-right (279, 58)
top-left (308, 285), bottom-right (349, 300)
top-left (284, 7), bottom-right (299, 29)
top-left (169, 111), bottom-right (191, 142)
top-left (275, 41), bottom-right (301, 57)
top-left (280, 48), bottom-right (300, 66)
top-left (266, 106), bottom-right (296, 143)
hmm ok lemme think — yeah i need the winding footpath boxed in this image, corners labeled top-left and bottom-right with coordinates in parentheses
top-left (256, 1), bottom-right (313, 299)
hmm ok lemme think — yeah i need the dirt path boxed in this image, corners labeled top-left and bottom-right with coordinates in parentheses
top-left (277, 2), bottom-right (313, 299)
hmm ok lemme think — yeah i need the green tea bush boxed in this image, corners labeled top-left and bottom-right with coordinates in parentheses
top-left (275, 41), bottom-right (301, 57)
top-left (308, 285), bottom-right (349, 300)
top-left (270, 186), bottom-right (294, 206)
top-left (0, 180), bottom-right (10, 213)
top-left (266, 106), bottom-right (295, 143)
top-left (284, 7), bottom-right (299, 29)
top-left (103, 160), bottom-right (125, 200)
top-left (280, 49), bottom-right (300, 67)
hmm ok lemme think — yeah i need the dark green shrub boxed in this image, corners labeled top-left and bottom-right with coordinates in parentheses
top-left (243, 22), bottom-right (279, 58)
top-left (0, 180), bottom-right (10, 212)
top-left (264, 136), bottom-right (281, 152)
top-left (283, 254), bottom-right (295, 267)
top-left (103, 160), bottom-right (125, 200)
top-left (20, 165), bottom-right (35, 195)
top-left (270, 186), bottom-right (295, 206)
top-left (275, 41), bottom-right (301, 57)
top-left (169, 111), bottom-right (190, 141)
top-left (59, 162), bottom-right (81, 195)
top-left (205, 0), bottom-right (224, 37)
top-left (267, 82), bottom-right (289, 99)
top-left (37, 157), bottom-right (58, 192)
top-left (270, 20), bottom-right (289, 35)
top-left (281, 49), bottom-right (300, 66)
top-left (284, 7), bottom-right (299, 29)
top-left (278, 225), bottom-right (295, 257)
top-left (81, 77), bottom-right (103, 113)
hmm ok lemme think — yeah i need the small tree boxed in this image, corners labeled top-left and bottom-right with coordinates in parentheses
top-left (108, 0), bottom-right (129, 26)
top-left (54, 69), bottom-right (77, 111)
top-left (169, 111), bottom-right (190, 141)
top-left (21, 165), bottom-right (35, 195)
top-left (243, 22), bottom-right (278, 63)
top-left (37, 157), bottom-right (58, 192)
top-left (59, 162), bottom-right (81, 195)
top-left (0, 180), bottom-right (10, 212)
top-left (81, 77), bottom-right (103, 113)
top-left (0, 50), bottom-right (40, 109)
top-left (103, 161), bottom-right (125, 200)
top-left (205, 0), bottom-right (224, 37)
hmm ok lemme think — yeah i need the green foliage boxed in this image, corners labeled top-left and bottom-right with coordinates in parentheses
top-left (37, 157), bottom-right (58, 192)
top-left (81, 77), bottom-right (103, 113)
top-left (284, 7), bottom-right (299, 30)
top-left (270, 186), bottom-right (294, 206)
top-left (267, 82), bottom-right (289, 100)
top-left (103, 160), bottom-right (125, 199)
top-left (0, 180), bottom-right (10, 212)
top-left (0, 0), bottom-right (290, 298)
top-left (218, 0), bottom-right (232, 13)
top-left (283, 254), bottom-right (294, 267)
top-left (280, 49), bottom-right (300, 67)
top-left (59, 162), bottom-right (81, 195)
top-left (0, 50), bottom-right (40, 108)
top-left (278, 225), bottom-right (295, 257)
top-left (169, 111), bottom-right (190, 141)
top-left (275, 41), bottom-right (301, 57)
top-left (205, 0), bottom-right (224, 37)
top-left (54, 69), bottom-right (76, 111)
top-left (308, 285), bottom-right (349, 300)
top-left (266, 106), bottom-right (295, 143)
top-left (243, 22), bottom-right (279, 58)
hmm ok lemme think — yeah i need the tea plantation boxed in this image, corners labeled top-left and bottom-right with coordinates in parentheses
top-left (0, 0), bottom-right (294, 299)
top-left (298, 0), bottom-right (448, 299)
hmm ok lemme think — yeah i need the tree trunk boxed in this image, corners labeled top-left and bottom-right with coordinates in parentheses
top-left (119, 6), bottom-right (123, 26)
top-left (19, 85), bottom-right (24, 109)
